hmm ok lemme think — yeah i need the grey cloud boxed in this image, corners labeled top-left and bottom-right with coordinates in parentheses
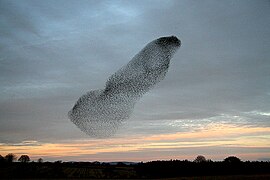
top-left (131, 0), bottom-right (270, 121)
top-left (0, 0), bottom-right (269, 142)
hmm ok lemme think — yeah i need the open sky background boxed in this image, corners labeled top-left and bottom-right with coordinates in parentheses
top-left (1, 0), bottom-right (270, 162)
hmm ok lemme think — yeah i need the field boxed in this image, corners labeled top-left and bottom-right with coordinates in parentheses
top-left (0, 160), bottom-right (269, 179)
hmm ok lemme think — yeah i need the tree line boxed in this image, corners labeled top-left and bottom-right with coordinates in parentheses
top-left (0, 154), bottom-right (269, 178)
top-left (0, 153), bottom-right (250, 164)
top-left (0, 153), bottom-right (43, 163)
top-left (0, 153), bottom-right (243, 164)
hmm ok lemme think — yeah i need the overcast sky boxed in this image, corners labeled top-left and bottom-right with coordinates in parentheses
top-left (0, 0), bottom-right (270, 161)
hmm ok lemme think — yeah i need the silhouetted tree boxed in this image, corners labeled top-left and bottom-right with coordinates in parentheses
top-left (0, 155), bottom-right (5, 163)
top-left (18, 155), bottom-right (30, 163)
top-left (5, 153), bottom-right (17, 163)
top-left (38, 158), bottom-right (43, 163)
top-left (194, 155), bottom-right (207, 163)
top-left (224, 156), bottom-right (241, 163)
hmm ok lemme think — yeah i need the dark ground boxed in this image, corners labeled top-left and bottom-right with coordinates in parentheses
top-left (0, 160), bottom-right (270, 179)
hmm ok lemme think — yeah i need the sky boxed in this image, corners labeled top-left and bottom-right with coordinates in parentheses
top-left (0, 0), bottom-right (270, 162)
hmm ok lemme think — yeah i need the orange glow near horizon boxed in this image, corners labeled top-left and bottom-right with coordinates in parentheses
top-left (1, 123), bottom-right (270, 161)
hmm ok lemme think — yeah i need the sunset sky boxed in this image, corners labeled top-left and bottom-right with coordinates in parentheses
top-left (1, 0), bottom-right (270, 162)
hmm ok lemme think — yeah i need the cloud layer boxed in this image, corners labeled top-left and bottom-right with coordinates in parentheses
top-left (0, 0), bottom-right (269, 160)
